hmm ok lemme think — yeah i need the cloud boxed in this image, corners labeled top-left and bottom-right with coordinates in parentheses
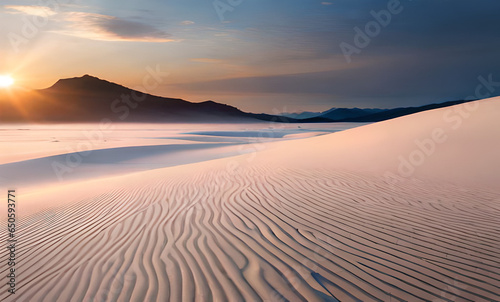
top-left (3, 5), bottom-right (173, 43)
top-left (4, 5), bottom-right (57, 17)
top-left (172, 52), bottom-right (500, 103)
top-left (181, 20), bottom-right (195, 25)
top-left (56, 12), bottom-right (174, 42)
top-left (321, 2), bottom-right (333, 5)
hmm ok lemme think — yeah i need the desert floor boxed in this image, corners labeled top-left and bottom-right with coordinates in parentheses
top-left (0, 99), bottom-right (499, 301)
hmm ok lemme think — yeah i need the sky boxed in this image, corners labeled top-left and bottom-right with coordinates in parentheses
top-left (1, 0), bottom-right (500, 113)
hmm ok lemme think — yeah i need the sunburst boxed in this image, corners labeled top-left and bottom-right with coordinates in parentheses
top-left (0, 75), bottom-right (14, 88)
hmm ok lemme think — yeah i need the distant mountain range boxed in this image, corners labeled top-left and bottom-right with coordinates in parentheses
top-left (281, 108), bottom-right (385, 120)
top-left (282, 101), bottom-right (473, 123)
top-left (280, 111), bottom-right (323, 120)
top-left (0, 75), bottom-right (473, 123)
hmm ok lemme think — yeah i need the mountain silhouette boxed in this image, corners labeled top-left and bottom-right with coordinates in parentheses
top-left (299, 101), bottom-right (473, 123)
top-left (320, 108), bottom-right (385, 120)
top-left (0, 75), bottom-right (473, 123)
top-left (0, 75), bottom-right (294, 123)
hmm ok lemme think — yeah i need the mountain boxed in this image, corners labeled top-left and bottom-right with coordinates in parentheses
top-left (333, 100), bottom-right (472, 122)
top-left (281, 108), bottom-right (386, 121)
top-left (320, 108), bottom-right (385, 120)
top-left (301, 100), bottom-right (473, 123)
top-left (0, 75), bottom-right (297, 123)
top-left (280, 111), bottom-right (323, 119)
top-left (0, 75), bottom-right (473, 124)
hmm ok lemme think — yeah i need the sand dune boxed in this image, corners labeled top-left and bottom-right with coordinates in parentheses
top-left (1, 99), bottom-right (499, 301)
top-left (259, 97), bottom-right (500, 189)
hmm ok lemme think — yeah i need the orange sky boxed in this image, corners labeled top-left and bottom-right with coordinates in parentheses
top-left (1, 1), bottom-right (500, 113)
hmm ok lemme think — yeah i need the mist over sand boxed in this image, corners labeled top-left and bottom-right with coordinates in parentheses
top-left (1, 98), bottom-right (499, 301)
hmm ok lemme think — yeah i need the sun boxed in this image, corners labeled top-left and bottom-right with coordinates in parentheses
top-left (0, 75), bottom-right (15, 88)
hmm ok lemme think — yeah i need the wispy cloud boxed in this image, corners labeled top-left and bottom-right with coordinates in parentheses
top-left (4, 5), bottom-right (174, 43)
top-left (58, 12), bottom-right (174, 42)
top-left (4, 5), bottom-right (57, 17)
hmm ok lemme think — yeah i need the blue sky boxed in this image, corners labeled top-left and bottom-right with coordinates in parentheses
top-left (1, 0), bottom-right (500, 113)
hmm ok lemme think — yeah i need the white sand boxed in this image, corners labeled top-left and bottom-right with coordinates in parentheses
top-left (0, 123), bottom-right (353, 192)
top-left (0, 100), bottom-right (499, 301)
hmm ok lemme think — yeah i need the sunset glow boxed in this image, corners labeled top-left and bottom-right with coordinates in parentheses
top-left (0, 1), bottom-right (499, 111)
top-left (0, 75), bottom-right (14, 88)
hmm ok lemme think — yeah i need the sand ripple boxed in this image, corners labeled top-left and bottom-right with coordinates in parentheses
top-left (1, 165), bottom-right (499, 302)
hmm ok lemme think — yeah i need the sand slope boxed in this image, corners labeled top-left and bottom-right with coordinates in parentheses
top-left (258, 97), bottom-right (500, 189)
top-left (1, 98), bottom-right (499, 301)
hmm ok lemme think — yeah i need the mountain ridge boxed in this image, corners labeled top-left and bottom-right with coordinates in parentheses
top-left (0, 75), bottom-right (473, 123)
top-left (1, 75), bottom-right (283, 123)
